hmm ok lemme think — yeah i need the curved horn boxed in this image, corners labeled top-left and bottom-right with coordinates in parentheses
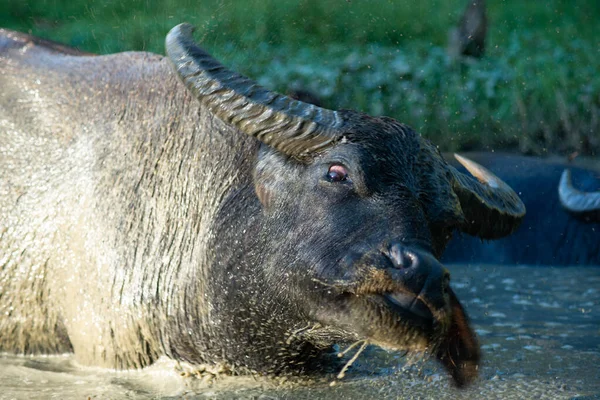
top-left (450, 154), bottom-right (526, 239)
top-left (558, 169), bottom-right (600, 222)
top-left (165, 23), bottom-right (343, 159)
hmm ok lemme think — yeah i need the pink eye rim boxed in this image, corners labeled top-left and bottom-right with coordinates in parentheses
top-left (327, 164), bottom-right (350, 182)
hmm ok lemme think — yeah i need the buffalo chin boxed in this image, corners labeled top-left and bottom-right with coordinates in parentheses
top-left (363, 292), bottom-right (447, 352)
top-left (322, 288), bottom-right (480, 387)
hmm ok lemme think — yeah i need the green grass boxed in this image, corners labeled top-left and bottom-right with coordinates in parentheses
top-left (2, 0), bottom-right (599, 155)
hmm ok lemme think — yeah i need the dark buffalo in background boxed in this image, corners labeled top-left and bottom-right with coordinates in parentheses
top-left (0, 25), bottom-right (527, 387)
top-left (442, 152), bottom-right (600, 266)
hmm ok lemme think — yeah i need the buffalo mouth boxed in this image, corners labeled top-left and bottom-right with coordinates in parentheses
top-left (310, 247), bottom-right (479, 386)
top-left (376, 289), bottom-right (479, 388)
top-left (355, 290), bottom-right (445, 353)
top-left (332, 288), bottom-right (480, 387)
top-left (384, 292), bottom-right (434, 321)
top-left (375, 292), bottom-right (437, 339)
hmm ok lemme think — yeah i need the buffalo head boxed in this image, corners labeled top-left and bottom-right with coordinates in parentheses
top-left (166, 24), bottom-right (525, 387)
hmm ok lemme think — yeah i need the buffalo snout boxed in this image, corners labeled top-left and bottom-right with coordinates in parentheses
top-left (379, 244), bottom-right (479, 387)
top-left (332, 242), bottom-right (479, 386)
top-left (383, 243), bottom-right (451, 321)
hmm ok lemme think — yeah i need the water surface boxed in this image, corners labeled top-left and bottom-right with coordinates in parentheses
top-left (1, 264), bottom-right (599, 399)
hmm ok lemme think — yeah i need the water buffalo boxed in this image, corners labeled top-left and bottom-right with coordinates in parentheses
top-left (0, 25), bottom-right (525, 387)
top-left (442, 152), bottom-right (599, 265)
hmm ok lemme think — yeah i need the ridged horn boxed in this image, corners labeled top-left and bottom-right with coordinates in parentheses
top-left (165, 23), bottom-right (343, 159)
top-left (558, 169), bottom-right (600, 222)
top-left (450, 154), bottom-right (526, 239)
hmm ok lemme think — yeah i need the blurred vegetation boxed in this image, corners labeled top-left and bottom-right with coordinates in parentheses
top-left (2, 0), bottom-right (599, 155)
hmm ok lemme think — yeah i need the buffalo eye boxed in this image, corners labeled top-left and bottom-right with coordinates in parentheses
top-left (327, 164), bottom-right (350, 182)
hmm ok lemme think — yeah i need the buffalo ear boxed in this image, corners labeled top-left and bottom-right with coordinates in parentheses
top-left (450, 154), bottom-right (525, 239)
top-left (253, 145), bottom-right (281, 209)
top-left (254, 144), bottom-right (304, 210)
top-left (255, 183), bottom-right (273, 208)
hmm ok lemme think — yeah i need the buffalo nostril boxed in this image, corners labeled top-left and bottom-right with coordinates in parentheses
top-left (388, 244), bottom-right (418, 270)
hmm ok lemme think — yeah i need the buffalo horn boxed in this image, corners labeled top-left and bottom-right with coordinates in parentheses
top-left (166, 23), bottom-right (342, 159)
top-left (450, 154), bottom-right (526, 239)
top-left (558, 169), bottom-right (600, 222)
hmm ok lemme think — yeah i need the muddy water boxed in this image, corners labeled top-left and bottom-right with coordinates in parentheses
top-left (1, 264), bottom-right (599, 400)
